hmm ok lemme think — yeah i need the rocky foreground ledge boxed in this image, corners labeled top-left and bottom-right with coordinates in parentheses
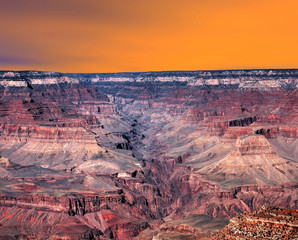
top-left (214, 204), bottom-right (298, 239)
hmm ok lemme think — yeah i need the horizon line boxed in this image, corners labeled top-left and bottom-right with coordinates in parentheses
top-left (0, 67), bottom-right (297, 75)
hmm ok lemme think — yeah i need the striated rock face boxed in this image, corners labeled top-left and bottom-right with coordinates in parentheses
top-left (0, 206), bottom-right (114, 240)
top-left (235, 134), bottom-right (276, 155)
top-left (0, 71), bottom-right (79, 87)
top-left (0, 77), bottom-right (141, 173)
top-left (0, 170), bottom-right (165, 239)
top-left (0, 69), bottom-right (297, 239)
top-left (136, 214), bottom-right (229, 240)
top-left (68, 69), bottom-right (297, 89)
top-left (197, 135), bottom-right (297, 186)
top-left (152, 163), bottom-right (297, 219)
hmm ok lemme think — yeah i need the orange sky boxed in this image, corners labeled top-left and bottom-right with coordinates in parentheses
top-left (0, 0), bottom-right (297, 73)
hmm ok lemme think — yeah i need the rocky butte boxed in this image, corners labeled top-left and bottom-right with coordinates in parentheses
top-left (0, 69), bottom-right (297, 239)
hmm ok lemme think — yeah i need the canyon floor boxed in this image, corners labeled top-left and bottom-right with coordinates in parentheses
top-left (0, 69), bottom-right (297, 239)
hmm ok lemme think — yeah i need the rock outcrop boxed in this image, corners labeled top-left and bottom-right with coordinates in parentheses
top-left (214, 205), bottom-right (298, 239)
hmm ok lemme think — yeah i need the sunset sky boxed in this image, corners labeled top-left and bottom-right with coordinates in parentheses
top-left (0, 0), bottom-right (297, 73)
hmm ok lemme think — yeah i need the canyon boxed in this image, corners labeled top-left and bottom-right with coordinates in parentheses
top-left (0, 69), bottom-right (297, 239)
